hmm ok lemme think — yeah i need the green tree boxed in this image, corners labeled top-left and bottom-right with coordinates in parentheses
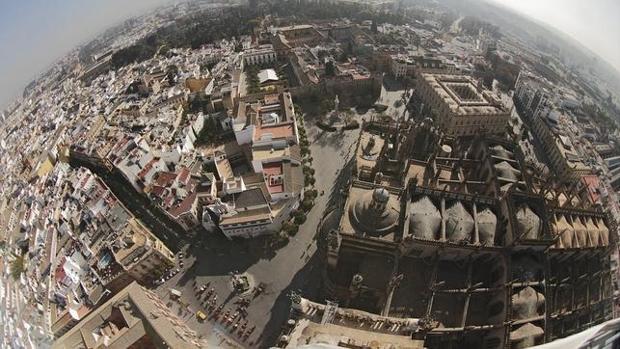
top-left (10, 255), bottom-right (25, 281)
top-left (282, 221), bottom-right (299, 236)
top-left (202, 161), bottom-right (217, 174)
top-left (303, 165), bottom-right (315, 175)
top-left (301, 198), bottom-right (314, 212)
top-left (304, 189), bottom-right (318, 199)
top-left (196, 116), bottom-right (220, 146)
top-left (190, 94), bottom-right (210, 113)
top-left (319, 98), bottom-right (335, 115)
top-left (325, 60), bottom-right (336, 76)
top-left (294, 211), bottom-right (307, 225)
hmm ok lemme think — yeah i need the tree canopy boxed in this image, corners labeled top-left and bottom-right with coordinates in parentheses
top-left (10, 255), bottom-right (25, 281)
top-left (111, 7), bottom-right (254, 69)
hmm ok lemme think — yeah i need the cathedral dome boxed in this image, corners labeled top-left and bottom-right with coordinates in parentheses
top-left (516, 205), bottom-right (541, 240)
top-left (490, 144), bottom-right (513, 159)
top-left (445, 201), bottom-right (474, 243)
top-left (477, 208), bottom-right (497, 245)
top-left (494, 161), bottom-right (520, 181)
top-left (349, 187), bottom-right (399, 236)
top-left (409, 196), bottom-right (441, 240)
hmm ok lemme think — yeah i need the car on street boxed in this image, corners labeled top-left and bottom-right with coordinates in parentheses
top-left (196, 310), bottom-right (207, 321)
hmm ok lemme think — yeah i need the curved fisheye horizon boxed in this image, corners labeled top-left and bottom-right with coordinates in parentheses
top-left (1, 0), bottom-right (619, 110)
top-left (1, 1), bottom-right (620, 349)
top-left (0, 0), bottom-right (176, 109)
top-left (486, 0), bottom-right (620, 73)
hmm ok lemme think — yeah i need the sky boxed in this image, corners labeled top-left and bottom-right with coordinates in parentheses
top-left (1, 0), bottom-right (619, 109)
top-left (488, 0), bottom-right (620, 74)
top-left (0, 0), bottom-right (174, 109)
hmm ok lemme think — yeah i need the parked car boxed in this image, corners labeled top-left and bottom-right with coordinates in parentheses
top-left (196, 310), bottom-right (207, 321)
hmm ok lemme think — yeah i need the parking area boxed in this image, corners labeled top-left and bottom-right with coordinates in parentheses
top-left (151, 111), bottom-right (363, 347)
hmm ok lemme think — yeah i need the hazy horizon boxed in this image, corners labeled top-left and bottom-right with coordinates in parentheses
top-left (0, 0), bottom-right (619, 110)
top-left (0, 0), bottom-right (173, 110)
top-left (487, 0), bottom-right (620, 75)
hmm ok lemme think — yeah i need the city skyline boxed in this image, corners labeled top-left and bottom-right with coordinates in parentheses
top-left (1, 1), bottom-right (620, 348)
top-left (0, 0), bottom-right (172, 109)
top-left (1, 0), bottom-right (619, 109)
top-left (487, 0), bottom-right (620, 71)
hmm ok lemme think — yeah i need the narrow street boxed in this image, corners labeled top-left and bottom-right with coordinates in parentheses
top-left (68, 159), bottom-right (187, 252)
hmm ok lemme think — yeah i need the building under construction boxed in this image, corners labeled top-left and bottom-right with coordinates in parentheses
top-left (311, 118), bottom-right (617, 349)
